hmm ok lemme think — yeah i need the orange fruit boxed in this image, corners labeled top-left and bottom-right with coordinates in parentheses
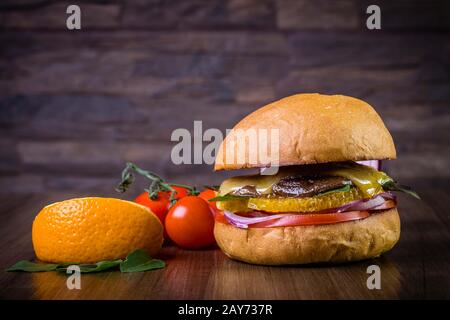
top-left (32, 197), bottom-right (163, 263)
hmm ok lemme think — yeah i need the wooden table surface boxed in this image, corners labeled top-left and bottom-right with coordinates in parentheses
top-left (0, 188), bottom-right (449, 300)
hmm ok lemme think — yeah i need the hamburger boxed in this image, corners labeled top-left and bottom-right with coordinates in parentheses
top-left (212, 93), bottom-right (418, 265)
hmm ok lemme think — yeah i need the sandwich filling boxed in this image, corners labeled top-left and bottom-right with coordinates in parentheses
top-left (213, 162), bottom-right (418, 228)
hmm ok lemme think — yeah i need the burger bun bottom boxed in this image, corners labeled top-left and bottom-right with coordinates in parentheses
top-left (214, 208), bottom-right (400, 265)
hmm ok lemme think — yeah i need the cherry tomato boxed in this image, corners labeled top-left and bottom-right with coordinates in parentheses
top-left (165, 196), bottom-right (215, 249)
top-left (134, 191), bottom-right (169, 224)
top-left (134, 186), bottom-right (190, 224)
top-left (199, 189), bottom-right (219, 214)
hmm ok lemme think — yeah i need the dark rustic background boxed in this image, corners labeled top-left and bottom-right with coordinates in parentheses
top-left (1, 0), bottom-right (449, 197)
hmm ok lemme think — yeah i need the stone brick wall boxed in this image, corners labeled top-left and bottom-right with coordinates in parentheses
top-left (1, 0), bottom-right (449, 195)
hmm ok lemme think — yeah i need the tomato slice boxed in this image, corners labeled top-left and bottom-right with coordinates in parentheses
top-left (230, 211), bottom-right (370, 228)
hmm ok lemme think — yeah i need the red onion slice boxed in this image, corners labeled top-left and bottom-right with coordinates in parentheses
top-left (320, 192), bottom-right (395, 213)
top-left (377, 191), bottom-right (396, 200)
top-left (224, 210), bottom-right (287, 229)
top-left (357, 160), bottom-right (382, 170)
top-left (344, 194), bottom-right (386, 211)
top-left (371, 200), bottom-right (396, 210)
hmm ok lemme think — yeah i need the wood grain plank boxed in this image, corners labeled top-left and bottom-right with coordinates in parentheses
top-left (276, 0), bottom-right (359, 30)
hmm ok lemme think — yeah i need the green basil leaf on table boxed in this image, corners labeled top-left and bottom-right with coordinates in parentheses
top-left (7, 249), bottom-right (165, 273)
top-left (120, 249), bottom-right (165, 273)
top-left (56, 260), bottom-right (123, 273)
top-left (6, 260), bottom-right (59, 272)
